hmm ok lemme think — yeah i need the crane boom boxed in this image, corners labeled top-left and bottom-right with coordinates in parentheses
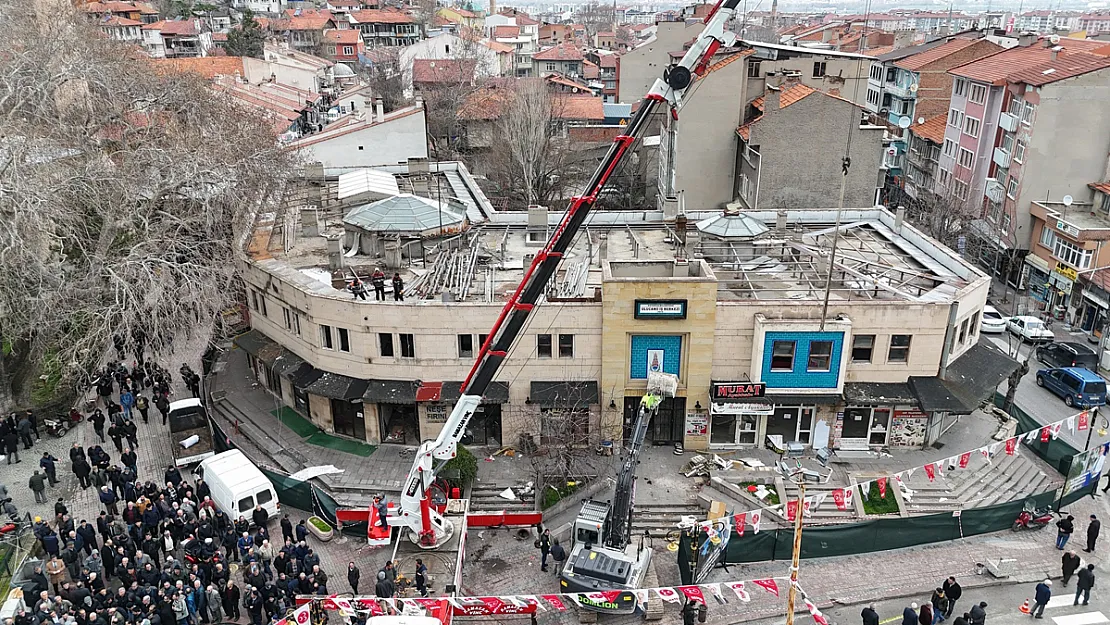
top-left (393, 0), bottom-right (741, 548)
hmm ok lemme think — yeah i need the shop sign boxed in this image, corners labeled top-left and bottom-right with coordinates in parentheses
top-left (634, 299), bottom-right (687, 319)
top-left (711, 402), bottom-right (774, 415)
top-left (1057, 220), bottom-right (1081, 238)
top-left (685, 413), bottom-right (708, 436)
top-left (1084, 289), bottom-right (1110, 310)
top-left (1055, 262), bottom-right (1078, 282)
top-left (425, 403), bottom-right (448, 423)
top-left (711, 382), bottom-right (767, 400)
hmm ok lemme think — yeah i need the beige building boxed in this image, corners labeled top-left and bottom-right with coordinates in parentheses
top-left (234, 165), bottom-right (1014, 454)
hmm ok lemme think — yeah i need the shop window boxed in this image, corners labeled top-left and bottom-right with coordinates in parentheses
top-left (379, 333), bottom-right (394, 358)
top-left (399, 333), bottom-right (415, 358)
top-left (870, 409), bottom-right (891, 445)
top-left (537, 334), bottom-right (552, 358)
top-left (320, 324), bottom-right (334, 350)
top-left (851, 335), bottom-right (875, 363)
top-left (958, 319), bottom-right (969, 344)
top-left (458, 334), bottom-right (474, 359)
top-left (338, 328), bottom-right (350, 353)
top-left (771, 340), bottom-right (796, 371)
top-left (558, 333), bottom-right (574, 358)
top-left (889, 334), bottom-right (912, 362)
top-left (807, 341), bottom-right (833, 372)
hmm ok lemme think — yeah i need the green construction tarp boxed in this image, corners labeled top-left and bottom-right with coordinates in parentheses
top-left (995, 392), bottom-right (1082, 474)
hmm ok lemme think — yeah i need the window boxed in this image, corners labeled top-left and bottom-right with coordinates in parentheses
top-left (870, 64), bottom-right (883, 81)
top-left (970, 312), bottom-right (980, 338)
top-left (937, 168), bottom-right (951, 189)
top-left (1040, 226), bottom-right (1056, 249)
top-left (886, 67), bottom-right (896, 82)
top-left (283, 307), bottom-right (292, 331)
top-left (963, 116), bottom-right (980, 138)
top-left (343, 45), bottom-right (354, 55)
top-left (1022, 101), bottom-right (1036, 125)
top-left (320, 324), bottom-right (333, 350)
top-left (771, 340), bottom-right (796, 371)
top-left (943, 139), bottom-right (957, 158)
top-left (969, 83), bottom-right (987, 104)
top-left (958, 318), bottom-right (969, 344)
top-left (444, 44), bottom-right (450, 53)
top-left (867, 88), bottom-right (880, 107)
top-left (250, 290), bottom-right (259, 311)
top-left (807, 341), bottom-right (833, 372)
top-left (458, 334), bottom-right (474, 359)
top-left (748, 59), bottom-right (761, 78)
top-left (256, 490), bottom-right (273, 505)
top-left (1053, 237), bottom-right (1093, 269)
top-left (540, 406), bottom-right (589, 446)
top-left (399, 333), bottom-right (415, 358)
top-left (953, 178), bottom-right (969, 200)
top-left (1007, 176), bottom-right (1019, 199)
top-left (954, 78), bottom-right (966, 96)
top-left (545, 62), bottom-right (556, 71)
top-left (851, 335), bottom-right (875, 363)
top-left (888, 335), bottom-right (912, 363)
top-left (537, 334), bottom-right (552, 358)
top-left (238, 496), bottom-right (254, 513)
top-left (338, 328), bottom-right (350, 353)
top-left (813, 61), bottom-right (827, 77)
top-left (957, 148), bottom-right (974, 169)
top-left (379, 333), bottom-right (394, 357)
top-left (1002, 212), bottom-right (1012, 233)
top-left (947, 108), bottom-right (960, 127)
top-left (558, 333), bottom-right (574, 358)
top-left (258, 294), bottom-right (267, 317)
top-left (1013, 140), bottom-right (1026, 163)
top-left (478, 334), bottom-right (489, 351)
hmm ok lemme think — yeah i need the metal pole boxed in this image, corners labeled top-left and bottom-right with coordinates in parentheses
top-left (785, 480), bottom-right (805, 625)
top-left (818, 174), bottom-right (848, 332)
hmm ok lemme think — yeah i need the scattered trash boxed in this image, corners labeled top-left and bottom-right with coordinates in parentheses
top-left (739, 458), bottom-right (766, 468)
top-left (493, 446), bottom-right (516, 457)
top-left (498, 488), bottom-right (517, 501)
top-left (477, 531), bottom-right (484, 539)
top-left (484, 456), bottom-right (495, 462)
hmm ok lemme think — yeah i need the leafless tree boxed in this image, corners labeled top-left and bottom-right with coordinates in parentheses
top-left (0, 1), bottom-right (295, 410)
top-left (361, 48), bottom-right (408, 112)
top-left (410, 0), bottom-right (438, 33)
top-left (414, 34), bottom-right (488, 158)
top-left (576, 1), bottom-right (615, 38)
top-left (900, 188), bottom-right (980, 250)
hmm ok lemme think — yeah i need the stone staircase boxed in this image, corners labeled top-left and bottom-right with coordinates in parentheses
top-left (781, 481), bottom-right (859, 524)
top-left (900, 450), bottom-right (1061, 515)
top-left (631, 502), bottom-right (706, 537)
top-left (469, 483), bottom-right (536, 515)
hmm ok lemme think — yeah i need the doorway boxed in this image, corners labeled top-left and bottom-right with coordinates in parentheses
top-left (765, 406), bottom-right (814, 445)
top-left (466, 404), bottom-right (503, 447)
top-left (331, 399), bottom-right (366, 440)
top-left (623, 396), bottom-right (686, 445)
top-left (379, 404), bottom-right (419, 445)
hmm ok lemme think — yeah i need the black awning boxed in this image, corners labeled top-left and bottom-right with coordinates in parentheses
top-left (272, 349), bottom-right (307, 377)
top-left (911, 342), bottom-right (1020, 414)
top-left (530, 381), bottom-right (600, 405)
top-left (441, 381), bottom-right (510, 404)
top-left (764, 393), bottom-right (842, 405)
top-left (304, 373), bottom-right (370, 401)
top-left (364, 380), bottom-right (421, 404)
top-left (233, 330), bottom-right (282, 364)
top-left (843, 382), bottom-right (918, 407)
top-left (288, 363), bottom-right (324, 389)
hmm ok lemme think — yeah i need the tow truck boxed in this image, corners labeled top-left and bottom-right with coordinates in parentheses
top-left (328, 0), bottom-right (743, 619)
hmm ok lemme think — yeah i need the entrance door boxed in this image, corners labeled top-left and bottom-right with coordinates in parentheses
top-left (625, 396), bottom-right (685, 444)
top-left (711, 414), bottom-right (736, 445)
top-left (331, 399), bottom-right (366, 440)
top-left (468, 404), bottom-right (503, 447)
top-left (380, 405), bottom-right (419, 445)
top-left (766, 406), bottom-right (800, 441)
top-left (842, 408), bottom-right (871, 439)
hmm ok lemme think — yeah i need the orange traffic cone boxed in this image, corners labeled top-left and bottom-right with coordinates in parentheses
top-left (1020, 599), bottom-right (1031, 614)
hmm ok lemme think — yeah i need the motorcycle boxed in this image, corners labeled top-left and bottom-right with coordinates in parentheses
top-left (43, 409), bottom-right (84, 438)
top-left (1012, 499), bottom-right (1054, 531)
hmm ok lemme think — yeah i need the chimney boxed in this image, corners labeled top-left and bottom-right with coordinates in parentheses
top-left (893, 29), bottom-right (914, 49)
top-left (776, 209), bottom-right (788, 233)
top-left (1017, 32), bottom-right (1037, 47)
top-left (375, 97), bottom-right (385, 121)
top-left (326, 236), bottom-right (343, 270)
top-left (1051, 45), bottom-right (1061, 61)
top-left (895, 205), bottom-right (905, 233)
top-left (765, 85), bottom-right (782, 111)
top-left (822, 27), bottom-right (835, 43)
top-left (489, 0), bottom-right (495, 16)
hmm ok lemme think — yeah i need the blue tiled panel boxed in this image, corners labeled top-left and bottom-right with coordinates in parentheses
top-left (629, 335), bottom-right (682, 379)
top-left (761, 331), bottom-right (844, 389)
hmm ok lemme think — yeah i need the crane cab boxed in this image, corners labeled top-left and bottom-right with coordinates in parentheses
top-left (572, 500), bottom-right (611, 547)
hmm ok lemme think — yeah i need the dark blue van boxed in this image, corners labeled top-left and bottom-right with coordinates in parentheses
top-left (1035, 367), bottom-right (1108, 408)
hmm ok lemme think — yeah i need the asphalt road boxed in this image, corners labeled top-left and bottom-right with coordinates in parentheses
top-left (983, 330), bottom-right (1110, 454)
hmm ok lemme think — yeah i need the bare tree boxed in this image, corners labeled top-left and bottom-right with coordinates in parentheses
top-left (576, 1), bottom-right (615, 38)
top-left (0, 2), bottom-right (295, 410)
top-left (410, 0), bottom-right (438, 34)
top-left (900, 188), bottom-right (980, 250)
top-left (360, 48), bottom-right (407, 112)
top-left (414, 34), bottom-right (489, 158)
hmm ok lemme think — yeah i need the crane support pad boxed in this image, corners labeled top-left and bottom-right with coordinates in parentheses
top-left (466, 511), bottom-right (543, 528)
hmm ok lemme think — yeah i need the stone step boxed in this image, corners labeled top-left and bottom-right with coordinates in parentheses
top-left (950, 455), bottom-right (1026, 502)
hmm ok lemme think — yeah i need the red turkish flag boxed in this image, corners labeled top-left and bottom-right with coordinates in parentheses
top-left (1005, 437), bottom-right (1018, 455)
top-left (786, 500), bottom-right (798, 521)
top-left (959, 452), bottom-right (971, 468)
top-left (923, 463), bottom-right (936, 481)
top-left (1041, 426), bottom-right (1051, 442)
top-left (752, 579), bottom-right (779, 597)
top-left (806, 600), bottom-right (830, 625)
top-left (733, 513), bottom-right (746, 537)
top-left (678, 586), bottom-right (706, 603)
top-left (832, 489), bottom-right (847, 510)
top-left (1080, 411), bottom-right (1090, 431)
top-left (877, 478), bottom-right (887, 499)
top-left (541, 595), bottom-right (566, 611)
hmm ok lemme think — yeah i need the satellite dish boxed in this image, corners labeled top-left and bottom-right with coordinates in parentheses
top-left (1063, 195), bottom-right (1074, 207)
top-left (1049, 34), bottom-right (1061, 44)
top-left (918, 117), bottom-right (926, 125)
top-left (909, 83), bottom-right (919, 93)
top-left (897, 116), bottom-right (911, 129)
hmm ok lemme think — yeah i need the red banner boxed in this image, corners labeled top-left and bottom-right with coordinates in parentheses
top-left (786, 500), bottom-right (798, 521)
top-left (877, 478), bottom-right (887, 499)
top-left (1080, 411), bottom-right (1090, 431)
top-left (733, 512), bottom-right (746, 537)
top-left (656, 588), bottom-right (682, 603)
top-left (959, 452), bottom-right (971, 468)
top-left (1041, 426), bottom-right (1051, 442)
top-left (678, 586), bottom-right (706, 603)
top-left (752, 579), bottom-right (779, 597)
top-left (923, 463), bottom-right (936, 481)
top-left (832, 488), bottom-right (847, 510)
top-left (1005, 437), bottom-right (1017, 455)
top-left (541, 595), bottom-right (567, 611)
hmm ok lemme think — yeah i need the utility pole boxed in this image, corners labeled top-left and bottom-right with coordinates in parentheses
top-left (784, 479), bottom-right (806, 625)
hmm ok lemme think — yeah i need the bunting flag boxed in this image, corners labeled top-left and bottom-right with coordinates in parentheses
top-left (291, 602), bottom-right (312, 625)
top-left (1067, 416), bottom-right (1077, 433)
top-left (981, 445), bottom-right (992, 459)
top-left (678, 586), bottom-right (707, 603)
top-left (734, 512), bottom-right (746, 537)
top-left (811, 493), bottom-right (827, 511)
top-left (1041, 426), bottom-right (1052, 442)
top-left (332, 597), bottom-right (355, 618)
top-left (517, 596), bottom-right (542, 611)
top-left (803, 498), bottom-right (813, 517)
top-left (656, 588), bottom-right (682, 603)
top-left (541, 595), bottom-right (567, 611)
top-left (726, 581), bottom-right (750, 602)
top-left (704, 583), bottom-right (726, 605)
top-left (877, 477), bottom-right (887, 499)
top-left (923, 463), bottom-right (936, 481)
top-left (906, 467), bottom-right (917, 477)
top-left (752, 579), bottom-right (780, 597)
top-left (845, 485), bottom-right (855, 508)
top-left (399, 599), bottom-right (423, 615)
top-left (750, 510), bottom-right (762, 534)
top-left (786, 500), bottom-right (799, 521)
top-left (1052, 423), bottom-right (1062, 440)
top-left (959, 452), bottom-right (971, 468)
top-left (1080, 411), bottom-right (1090, 431)
top-left (632, 589), bottom-right (649, 610)
top-left (806, 599), bottom-right (831, 625)
top-left (1005, 437), bottom-right (1018, 455)
top-left (832, 488), bottom-right (848, 510)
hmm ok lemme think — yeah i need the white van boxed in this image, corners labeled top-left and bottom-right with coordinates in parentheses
top-left (196, 449), bottom-right (279, 522)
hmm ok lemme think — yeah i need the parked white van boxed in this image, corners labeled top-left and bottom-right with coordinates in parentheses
top-left (195, 449), bottom-right (279, 522)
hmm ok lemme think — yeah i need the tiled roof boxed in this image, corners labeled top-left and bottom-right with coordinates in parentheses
top-left (545, 73), bottom-right (587, 89)
top-left (895, 38), bottom-right (979, 70)
top-left (738, 83), bottom-right (820, 139)
top-left (443, 6), bottom-right (476, 17)
top-left (412, 58), bottom-right (477, 84)
top-left (458, 84), bottom-right (515, 120)
top-left (1006, 51), bottom-right (1110, 86)
top-left (910, 113), bottom-right (947, 143)
top-left (151, 56), bottom-right (245, 78)
top-left (276, 9), bottom-right (336, 30)
top-left (555, 95), bottom-right (604, 120)
top-left (324, 28), bottom-right (360, 43)
top-left (705, 48), bottom-right (753, 73)
top-left (482, 39), bottom-right (514, 54)
top-left (349, 8), bottom-right (414, 24)
top-left (1090, 181), bottom-right (1110, 195)
top-left (863, 44), bottom-right (896, 56)
top-left (599, 54), bottom-right (617, 68)
top-left (143, 19), bottom-right (201, 35)
top-left (951, 40), bottom-right (1106, 84)
top-left (102, 16), bottom-right (143, 26)
top-left (533, 42), bottom-right (584, 61)
top-left (514, 14), bottom-right (539, 26)
top-left (583, 58), bottom-right (599, 79)
top-left (493, 25), bottom-right (519, 38)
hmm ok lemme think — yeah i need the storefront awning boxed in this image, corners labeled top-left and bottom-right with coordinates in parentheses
top-left (272, 349), bottom-right (307, 377)
top-left (288, 363), bottom-right (324, 389)
top-left (530, 381), bottom-right (600, 405)
top-left (440, 381), bottom-right (510, 404)
top-left (843, 382), bottom-right (918, 407)
top-left (233, 329), bottom-right (282, 365)
top-left (305, 373), bottom-right (369, 401)
top-left (763, 393), bottom-right (841, 405)
top-left (363, 380), bottom-right (421, 404)
top-left (910, 342), bottom-right (1019, 414)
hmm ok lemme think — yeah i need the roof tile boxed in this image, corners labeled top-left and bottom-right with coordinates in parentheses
top-left (894, 38), bottom-right (979, 71)
top-left (533, 42), bottom-right (585, 61)
top-left (349, 8), bottom-right (414, 24)
top-left (910, 113), bottom-right (947, 143)
top-left (412, 58), bottom-right (476, 84)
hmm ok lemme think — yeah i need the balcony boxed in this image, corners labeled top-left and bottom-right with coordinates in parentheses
top-left (993, 147), bottom-right (1012, 169)
top-left (885, 82), bottom-right (915, 99)
top-left (986, 177), bottom-right (1005, 204)
top-left (999, 112), bottom-right (1019, 133)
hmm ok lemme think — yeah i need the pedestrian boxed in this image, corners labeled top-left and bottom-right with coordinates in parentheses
top-left (373, 496), bottom-right (388, 529)
top-left (1063, 550), bottom-right (1081, 586)
top-left (371, 268), bottom-right (386, 301)
top-left (120, 389), bottom-right (135, 421)
top-left (392, 273), bottom-right (404, 301)
top-left (1057, 515), bottom-right (1075, 550)
top-left (45, 556), bottom-right (66, 594)
top-left (538, 528), bottom-right (551, 572)
top-left (374, 571), bottom-right (394, 598)
top-left (1075, 563), bottom-right (1096, 606)
top-left (862, 604), bottom-right (880, 625)
top-left (107, 423), bottom-right (124, 454)
top-left (968, 602), bottom-right (987, 625)
top-left (281, 514), bottom-right (294, 544)
top-left (222, 581), bottom-right (241, 622)
top-left (1086, 514), bottom-right (1100, 553)
top-left (26, 410), bottom-right (39, 440)
top-left (123, 419), bottom-right (138, 449)
top-left (4, 427), bottom-right (20, 464)
top-left (943, 577), bottom-right (962, 618)
top-left (551, 537), bottom-right (566, 574)
top-left (99, 486), bottom-right (119, 516)
top-left (206, 585), bottom-right (223, 623)
top-left (919, 601), bottom-right (933, 625)
top-left (18, 414), bottom-right (34, 450)
top-left (903, 603), bottom-right (919, 625)
top-left (414, 559), bottom-right (428, 597)
top-left (930, 588), bottom-right (948, 624)
top-left (347, 277), bottom-right (367, 301)
top-left (347, 562), bottom-right (360, 594)
top-left (73, 456), bottom-right (92, 489)
top-left (29, 470), bottom-right (48, 503)
top-left (135, 393), bottom-right (150, 424)
top-left (1033, 579), bottom-right (1052, 618)
top-left (155, 394), bottom-right (170, 426)
top-left (90, 409), bottom-right (106, 443)
top-left (40, 452), bottom-right (59, 486)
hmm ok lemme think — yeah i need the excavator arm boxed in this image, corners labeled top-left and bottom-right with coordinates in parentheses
top-left (394, 0), bottom-right (743, 548)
